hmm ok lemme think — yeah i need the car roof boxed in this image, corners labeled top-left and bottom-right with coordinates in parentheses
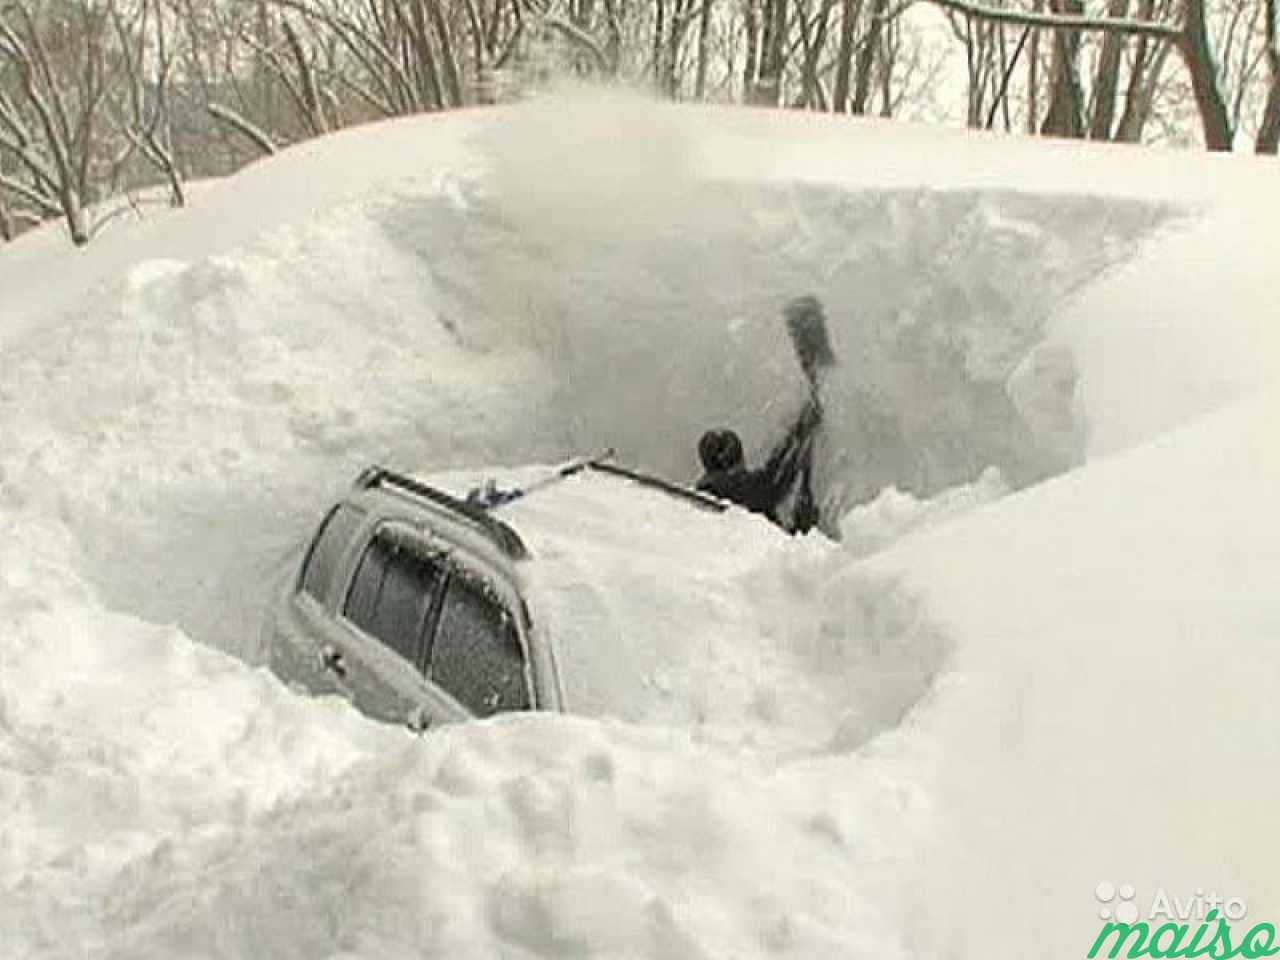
top-left (352, 466), bottom-right (529, 560)
top-left (414, 462), bottom-right (804, 729)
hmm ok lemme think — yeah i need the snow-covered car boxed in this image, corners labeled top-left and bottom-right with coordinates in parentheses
top-left (267, 460), bottom-right (795, 732)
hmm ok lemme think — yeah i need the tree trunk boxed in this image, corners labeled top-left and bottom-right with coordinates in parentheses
top-left (666, 0), bottom-right (689, 96)
top-left (1258, 81), bottom-right (1280, 152)
top-left (1128, 35), bottom-right (1175, 140)
top-left (1256, 0), bottom-right (1280, 152)
top-left (878, 17), bottom-right (895, 113)
top-left (282, 17), bottom-right (327, 132)
top-left (1088, 0), bottom-right (1129, 139)
top-left (793, 0), bottom-right (834, 107)
top-left (63, 187), bottom-right (88, 245)
top-left (852, 0), bottom-right (888, 112)
top-left (963, 17), bottom-right (981, 126)
top-left (1040, 0), bottom-right (1084, 137)
top-left (1114, 0), bottom-right (1171, 142)
top-left (655, 0), bottom-right (667, 91)
top-left (742, 0), bottom-right (757, 98)
top-left (422, 0), bottom-right (464, 106)
top-left (832, 0), bottom-right (860, 110)
top-left (771, 0), bottom-right (789, 102)
top-left (994, 22), bottom-right (1011, 129)
top-left (695, 0), bottom-right (713, 98)
top-left (987, 26), bottom-right (1031, 129)
top-left (1179, 0), bottom-right (1234, 150)
top-left (602, 0), bottom-right (623, 71)
top-left (254, 0), bottom-right (278, 126)
top-left (1113, 0), bottom-right (1154, 141)
top-left (406, 0), bottom-right (445, 109)
top-left (1027, 8), bottom-right (1040, 132)
top-left (751, 0), bottom-right (786, 104)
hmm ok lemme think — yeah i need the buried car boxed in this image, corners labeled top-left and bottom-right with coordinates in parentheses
top-left (267, 459), bottom-right (821, 734)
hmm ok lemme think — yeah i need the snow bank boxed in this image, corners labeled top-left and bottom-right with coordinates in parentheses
top-left (5, 93), bottom-right (1280, 959)
top-left (861, 390), bottom-right (1280, 958)
top-left (1, 507), bottom-right (923, 958)
top-left (1042, 201), bottom-right (1280, 457)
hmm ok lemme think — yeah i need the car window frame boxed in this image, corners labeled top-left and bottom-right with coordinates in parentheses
top-left (335, 520), bottom-right (447, 673)
top-left (297, 502), bottom-right (369, 605)
top-left (424, 547), bottom-right (537, 715)
top-left (299, 498), bottom-right (541, 718)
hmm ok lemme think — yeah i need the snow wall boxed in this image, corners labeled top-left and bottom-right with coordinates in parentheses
top-left (1, 96), bottom-right (1170, 663)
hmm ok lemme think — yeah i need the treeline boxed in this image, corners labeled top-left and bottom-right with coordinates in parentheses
top-left (2, 0), bottom-right (1277, 245)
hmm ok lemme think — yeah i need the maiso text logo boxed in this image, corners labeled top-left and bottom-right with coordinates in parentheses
top-left (1089, 882), bottom-right (1277, 959)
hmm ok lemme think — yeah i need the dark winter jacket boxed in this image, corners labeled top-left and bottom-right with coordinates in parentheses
top-left (697, 399), bottom-right (821, 527)
top-left (697, 465), bottom-right (785, 521)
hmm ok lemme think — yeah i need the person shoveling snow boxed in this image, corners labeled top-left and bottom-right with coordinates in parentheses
top-left (696, 295), bottom-right (836, 534)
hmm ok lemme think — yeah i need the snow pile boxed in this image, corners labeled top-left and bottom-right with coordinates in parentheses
top-left (1, 509), bottom-right (924, 957)
top-left (838, 466), bottom-right (1008, 555)
top-left (0, 510), bottom-right (394, 947)
top-left (0, 185), bottom-right (564, 663)
top-left (3, 94), bottom-right (1280, 958)
top-left (1041, 200), bottom-right (1280, 457)
top-left (877, 391), bottom-right (1280, 957)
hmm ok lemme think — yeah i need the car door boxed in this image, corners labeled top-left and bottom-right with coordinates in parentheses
top-left (423, 554), bottom-right (534, 718)
top-left (277, 502), bottom-right (369, 698)
top-left (331, 523), bottom-right (470, 729)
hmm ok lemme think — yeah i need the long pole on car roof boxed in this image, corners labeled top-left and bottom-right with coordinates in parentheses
top-left (475, 449), bottom-right (617, 510)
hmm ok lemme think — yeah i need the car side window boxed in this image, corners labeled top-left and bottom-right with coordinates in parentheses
top-left (300, 504), bottom-right (366, 602)
top-left (428, 572), bottom-right (529, 717)
top-left (343, 531), bottom-right (443, 667)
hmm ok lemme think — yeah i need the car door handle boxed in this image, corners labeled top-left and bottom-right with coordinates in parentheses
top-left (406, 706), bottom-right (432, 735)
top-left (320, 646), bottom-right (347, 678)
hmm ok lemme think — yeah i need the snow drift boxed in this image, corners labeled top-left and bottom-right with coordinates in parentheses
top-left (3, 92), bottom-right (1280, 958)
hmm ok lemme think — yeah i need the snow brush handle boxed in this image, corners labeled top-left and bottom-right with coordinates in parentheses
top-left (479, 448), bottom-right (617, 510)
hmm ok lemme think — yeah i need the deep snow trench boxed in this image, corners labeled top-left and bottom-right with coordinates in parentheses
top-left (383, 180), bottom-right (1167, 500)
top-left (0, 171), bottom-right (1168, 692)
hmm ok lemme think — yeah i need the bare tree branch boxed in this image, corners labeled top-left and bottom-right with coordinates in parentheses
top-left (541, 11), bottom-right (612, 69)
top-left (207, 101), bottom-right (279, 155)
top-left (0, 171), bottom-right (62, 215)
top-left (921, 0), bottom-right (1180, 42)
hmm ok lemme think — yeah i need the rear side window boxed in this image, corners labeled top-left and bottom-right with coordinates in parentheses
top-left (343, 532), bottom-right (443, 667)
top-left (300, 504), bottom-right (366, 602)
top-left (428, 573), bottom-right (529, 717)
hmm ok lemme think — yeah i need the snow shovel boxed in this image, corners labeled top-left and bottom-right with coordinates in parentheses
top-left (782, 295), bottom-right (836, 533)
top-left (783, 294), bottom-right (837, 400)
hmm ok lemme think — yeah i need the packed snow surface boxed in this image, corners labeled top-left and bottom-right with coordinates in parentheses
top-left (3, 93), bottom-right (1279, 958)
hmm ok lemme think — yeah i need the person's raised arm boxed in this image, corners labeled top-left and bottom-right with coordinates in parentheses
top-left (760, 399), bottom-right (821, 494)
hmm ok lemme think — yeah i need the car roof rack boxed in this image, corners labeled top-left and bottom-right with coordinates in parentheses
top-left (587, 461), bottom-right (728, 512)
top-left (354, 465), bottom-right (530, 560)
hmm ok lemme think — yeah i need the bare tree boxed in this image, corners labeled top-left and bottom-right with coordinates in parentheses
top-left (831, 0), bottom-right (859, 109)
top-left (109, 0), bottom-right (185, 207)
top-left (1258, 0), bottom-right (1280, 148)
top-left (928, 0), bottom-right (1233, 148)
top-left (850, 0), bottom-right (887, 110)
top-left (0, 0), bottom-right (115, 244)
top-left (746, 0), bottom-right (787, 101)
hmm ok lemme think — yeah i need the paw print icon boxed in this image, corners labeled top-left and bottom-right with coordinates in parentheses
top-left (1096, 882), bottom-right (1140, 923)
